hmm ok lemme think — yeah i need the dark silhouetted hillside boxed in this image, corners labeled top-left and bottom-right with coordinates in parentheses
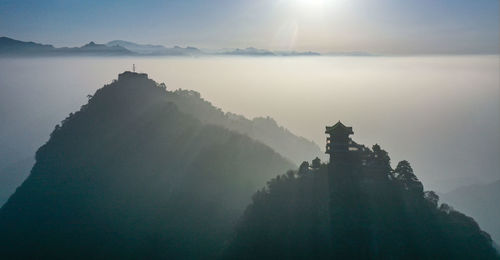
top-left (226, 142), bottom-right (499, 259)
top-left (0, 68), bottom-right (320, 210)
top-left (0, 71), bottom-right (294, 259)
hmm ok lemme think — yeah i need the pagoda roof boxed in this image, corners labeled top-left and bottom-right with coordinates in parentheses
top-left (325, 121), bottom-right (353, 135)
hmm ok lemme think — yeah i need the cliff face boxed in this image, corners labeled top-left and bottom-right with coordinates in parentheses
top-left (0, 72), bottom-right (294, 259)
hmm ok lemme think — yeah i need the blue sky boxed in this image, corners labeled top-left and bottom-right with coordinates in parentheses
top-left (0, 0), bottom-right (498, 54)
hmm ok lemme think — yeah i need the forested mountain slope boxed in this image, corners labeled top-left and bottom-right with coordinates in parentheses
top-left (227, 143), bottom-right (499, 259)
top-left (0, 72), bottom-right (294, 259)
top-left (166, 89), bottom-right (321, 165)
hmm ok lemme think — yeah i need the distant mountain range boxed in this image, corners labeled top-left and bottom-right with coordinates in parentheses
top-left (105, 40), bottom-right (203, 56)
top-left (218, 47), bottom-right (319, 56)
top-left (0, 37), bottom-right (132, 56)
top-left (440, 180), bottom-right (500, 244)
top-left (0, 36), bottom-right (370, 57)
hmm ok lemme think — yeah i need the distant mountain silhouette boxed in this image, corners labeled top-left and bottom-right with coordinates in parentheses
top-left (106, 40), bottom-right (169, 54)
top-left (0, 71), bottom-right (294, 259)
top-left (326, 51), bottom-right (374, 56)
top-left (221, 47), bottom-right (275, 56)
top-left (0, 36), bottom-right (325, 56)
top-left (274, 50), bottom-right (321, 56)
top-left (226, 124), bottom-right (499, 259)
top-left (59, 41), bottom-right (133, 55)
top-left (0, 37), bottom-right (132, 56)
top-left (107, 40), bottom-right (203, 56)
top-left (440, 180), bottom-right (500, 244)
top-left (218, 47), bottom-right (320, 56)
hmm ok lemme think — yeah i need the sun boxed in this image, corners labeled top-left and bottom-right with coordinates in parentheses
top-left (290, 0), bottom-right (342, 14)
top-left (296, 0), bottom-right (326, 8)
top-left (294, 0), bottom-right (349, 9)
top-left (278, 0), bottom-right (347, 18)
top-left (286, 0), bottom-right (330, 17)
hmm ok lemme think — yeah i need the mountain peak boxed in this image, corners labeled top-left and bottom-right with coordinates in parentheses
top-left (83, 41), bottom-right (97, 47)
top-left (0, 71), bottom-right (294, 259)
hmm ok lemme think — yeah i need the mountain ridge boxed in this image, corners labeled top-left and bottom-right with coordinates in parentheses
top-left (166, 88), bottom-right (322, 165)
top-left (0, 71), bottom-right (295, 258)
top-left (0, 37), bottom-right (132, 56)
top-left (0, 69), bottom-right (322, 207)
top-left (1, 36), bottom-right (374, 57)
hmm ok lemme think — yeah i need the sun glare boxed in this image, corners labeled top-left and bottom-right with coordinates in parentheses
top-left (296, 0), bottom-right (326, 7)
top-left (287, 0), bottom-right (346, 16)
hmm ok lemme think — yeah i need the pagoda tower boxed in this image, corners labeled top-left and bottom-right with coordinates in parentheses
top-left (325, 121), bottom-right (353, 164)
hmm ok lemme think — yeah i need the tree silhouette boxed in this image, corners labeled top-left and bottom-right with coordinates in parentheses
top-left (395, 160), bottom-right (424, 193)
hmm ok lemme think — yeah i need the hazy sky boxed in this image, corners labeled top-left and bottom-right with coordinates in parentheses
top-left (1, 0), bottom-right (498, 54)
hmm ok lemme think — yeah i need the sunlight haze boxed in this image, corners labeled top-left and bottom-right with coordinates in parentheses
top-left (1, 56), bottom-right (498, 192)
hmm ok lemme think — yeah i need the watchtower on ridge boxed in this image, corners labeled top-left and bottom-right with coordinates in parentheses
top-left (325, 121), bottom-right (353, 163)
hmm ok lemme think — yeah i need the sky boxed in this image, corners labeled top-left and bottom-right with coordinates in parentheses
top-left (0, 0), bottom-right (498, 54)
